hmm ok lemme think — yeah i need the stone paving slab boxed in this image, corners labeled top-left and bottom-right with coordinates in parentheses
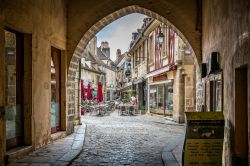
top-left (162, 136), bottom-right (184, 166)
top-left (9, 123), bottom-right (86, 166)
top-left (58, 150), bottom-right (81, 162)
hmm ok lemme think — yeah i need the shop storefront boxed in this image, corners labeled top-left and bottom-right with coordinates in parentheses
top-left (149, 82), bottom-right (173, 115)
top-left (147, 71), bottom-right (175, 115)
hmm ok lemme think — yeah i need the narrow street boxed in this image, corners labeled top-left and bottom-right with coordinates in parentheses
top-left (70, 111), bottom-right (184, 165)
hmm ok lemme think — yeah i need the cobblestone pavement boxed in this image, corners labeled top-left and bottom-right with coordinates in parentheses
top-left (70, 111), bottom-right (184, 166)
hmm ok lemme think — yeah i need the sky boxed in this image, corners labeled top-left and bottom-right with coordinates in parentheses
top-left (96, 13), bottom-right (146, 61)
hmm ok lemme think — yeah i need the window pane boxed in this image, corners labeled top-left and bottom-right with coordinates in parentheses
top-left (149, 86), bottom-right (157, 109)
top-left (5, 30), bottom-right (23, 149)
top-left (158, 86), bottom-right (164, 109)
top-left (215, 81), bottom-right (222, 112)
top-left (166, 83), bottom-right (173, 110)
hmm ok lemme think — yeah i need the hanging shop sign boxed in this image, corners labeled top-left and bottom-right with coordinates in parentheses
top-left (183, 112), bottom-right (224, 166)
top-left (153, 73), bottom-right (167, 82)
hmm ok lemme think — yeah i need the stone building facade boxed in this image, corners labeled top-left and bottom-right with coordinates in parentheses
top-left (115, 51), bottom-right (132, 99)
top-left (130, 18), bottom-right (195, 122)
top-left (73, 38), bottom-right (117, 123)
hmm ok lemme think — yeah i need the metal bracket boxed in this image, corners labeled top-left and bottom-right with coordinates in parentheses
top-left (0, 106), bottom-right (5, 119)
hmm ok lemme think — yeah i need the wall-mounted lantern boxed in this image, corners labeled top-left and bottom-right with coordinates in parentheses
top-left (125, 62), bottom-right (131, 76)
top-left (157, 31), bottom-right (164, 44)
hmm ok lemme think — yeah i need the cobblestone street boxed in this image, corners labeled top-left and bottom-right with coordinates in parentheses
top-left (70, 111), bottom-right (184, 166)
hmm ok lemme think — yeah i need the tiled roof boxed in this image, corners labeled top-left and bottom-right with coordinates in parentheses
top-left (97, 47), bottom-right (109, 60)
top-left (114, 54), bottom-right (125, 65)
top-left (84, 51), bottom-right (96, 62)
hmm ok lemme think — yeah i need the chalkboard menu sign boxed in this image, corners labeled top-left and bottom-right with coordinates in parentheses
top-left (183, 112), bottom-right (224, 166)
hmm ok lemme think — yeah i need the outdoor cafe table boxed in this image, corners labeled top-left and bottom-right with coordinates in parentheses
top-left (118, 103), bottom-right (135, 115)
top-left (96, 103), bottom-right (108, 115)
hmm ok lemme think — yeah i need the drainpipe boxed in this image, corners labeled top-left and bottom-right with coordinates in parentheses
top-left (163, 83), bottom-right (166, 117)
top-left (78, 60), bottom-right (82, 125)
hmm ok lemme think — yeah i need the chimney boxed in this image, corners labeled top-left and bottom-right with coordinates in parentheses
top-left (116, 49), bottom-right (121, 60)
top-left (101, 41), bottom-right (110, 58)
top-left (143, 17), bottom-right (152, 25)
top-left (132, 32), bottom-right (138, 41)
top-left (101, 41), bottom-right (109, 49)
top-left (137, 28), bottom-right (142, 34)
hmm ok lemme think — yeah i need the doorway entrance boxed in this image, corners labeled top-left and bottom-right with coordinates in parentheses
top-left (51, 47), bottom-right (61, 134)
top-left (4, 29), bottom-right (24, 150)
top-left (235, 66), bottom-right (248, 165)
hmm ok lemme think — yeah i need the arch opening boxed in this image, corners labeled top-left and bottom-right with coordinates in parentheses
top-left (68, 5), bottom-right (201, 81)
top-left (66, 5), bottom-right (203, 132)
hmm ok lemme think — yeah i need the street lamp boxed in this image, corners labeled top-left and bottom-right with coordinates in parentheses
top-left (157, 31), bottom-right (164, 44)
top-left (125, 62), bottom-right (131, 76)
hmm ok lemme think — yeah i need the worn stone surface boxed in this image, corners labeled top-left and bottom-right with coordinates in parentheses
top-left (9, 124), bottom-right (86, 165)
top-left (71, 112), bottom-right (184, 165)
top-left (202, 0), bottom-right (250, 165)
top-left (0, 0), bottom-right (67, 156)
top-left (162, 136), bottom-right (184, 166)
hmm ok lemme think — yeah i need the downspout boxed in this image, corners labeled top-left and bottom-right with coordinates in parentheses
top-left (78, 60), bottom-right (81, 124)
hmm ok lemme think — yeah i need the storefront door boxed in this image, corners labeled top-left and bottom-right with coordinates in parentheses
top-left (51, 47), bottom-right (61, 134)
top-left (5, 30), bottom-right (24, 150)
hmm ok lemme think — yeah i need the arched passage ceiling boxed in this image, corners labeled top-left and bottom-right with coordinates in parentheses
top-left (67, 0), bottom-right (201, 79)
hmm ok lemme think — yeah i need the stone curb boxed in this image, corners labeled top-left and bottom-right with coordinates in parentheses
top-left (161, 136), bottom-right (183, 166)
top-left (11, 123), bottom-right (87, 166)
top-left (57, 123), bottom-right (87, 165)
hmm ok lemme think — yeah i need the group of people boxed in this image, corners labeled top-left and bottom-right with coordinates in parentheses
top-left (116, 96), bottom-right (137, 105)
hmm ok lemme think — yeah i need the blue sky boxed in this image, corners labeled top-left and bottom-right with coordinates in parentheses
top-left (96, 13), bottom-right (146, 61)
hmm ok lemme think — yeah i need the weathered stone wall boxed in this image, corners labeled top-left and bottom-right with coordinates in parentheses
top-left (203, 0), bottom-right (250, 165)
top-left (183, 65), bottom-right (195, 112)
top-left (195, 64), bottom-right (202, 112)
top-left (173, 67), bottom-right (185, 123)
top-left (0, 1), bottom-right (67, 160)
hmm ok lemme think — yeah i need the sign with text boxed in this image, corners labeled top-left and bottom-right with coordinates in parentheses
top-left (153, 73), bottom-right (167, 82)
top-left (183, 112), bottom-right (224, 166)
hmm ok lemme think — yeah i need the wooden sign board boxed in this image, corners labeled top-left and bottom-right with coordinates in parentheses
top-left (153, 73), bottom-right (167, 82)
top-left (183, 112), bottom-right (224, 166)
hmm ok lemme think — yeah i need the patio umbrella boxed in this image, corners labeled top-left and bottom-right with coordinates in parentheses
top-left (81, 80), bottom-right (85, 100)
top-left (97, 81), bottom-right (103, 103)
top-left (87, 84), bottom-right (93, 100)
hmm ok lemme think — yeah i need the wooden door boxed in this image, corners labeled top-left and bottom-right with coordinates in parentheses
top-left (235, 66), bottom-right (248, 165)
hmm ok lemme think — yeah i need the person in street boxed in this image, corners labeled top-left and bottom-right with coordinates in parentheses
top-left (130, 96), bottom-right (137, 106)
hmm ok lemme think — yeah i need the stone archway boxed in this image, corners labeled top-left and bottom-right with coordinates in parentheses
top-left (66, 3), bottom-right (202, 131)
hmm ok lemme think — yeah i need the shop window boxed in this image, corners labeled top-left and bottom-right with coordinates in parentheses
top-left (51, 47), bottom-right (61, 134)
top-left (166, 83), bottom-right (173, 110)
top-left (203, 72), bottom-right (223, 112)
top-left (215, 80), bottom-right (222, 112)
top-left (149, 86), bottom-right (157, 109)
top-left (158, 85), bottom-right (164, 110)
top-left (150, 84), bottom-right (172, 112)
top-left (5, 30), bottom-right (24, 150)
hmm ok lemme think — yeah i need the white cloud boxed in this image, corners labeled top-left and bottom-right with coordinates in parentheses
top-left (96, 13), bottom-right (146, 61)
